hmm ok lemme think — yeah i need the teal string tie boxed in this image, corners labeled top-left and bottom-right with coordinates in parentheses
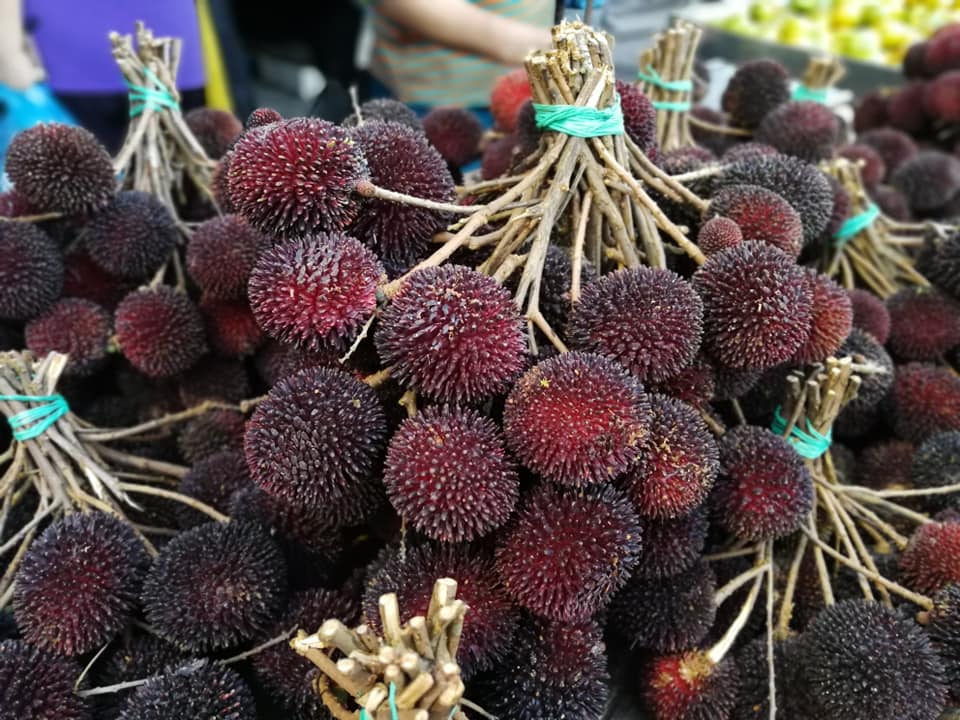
top-left (792, 84), bottom-right (829, 103)
top-left (770, 406), bottom-right (832, 460)
top-left (636, 64), bottom-right (693, 93)
top-left (533, 93), bottom-right (624, 137)
top-left (834, 203), bottom-right (880, 246)
top-left (0, 394), bottom-right (69, 441)
top-left (652, 100), bottom-right (692, 111)
top-left (126, 66), bottom-right (179, 117)
top-left (359, 683), bottom-right (399, 720)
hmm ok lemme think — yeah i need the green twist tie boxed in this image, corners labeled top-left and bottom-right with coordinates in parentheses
top-left (126, 66), bottom-right (179, 117)
top-left (637, 64), bottom-right (693, 93)
top-left (652, 100), bottom-right (692, 111)
top-left (0, 393), bottom-right (69, 441)
top-left (770, 405), bottom-right (832, 460)
top-left (834, 203), bottom-right (880, 246)
top-left (792, 84), bottom-right (829, 103)
top-left (359, 683), bottom-right (399, 720)
top-left (533, 94), bottom-right (624, 137)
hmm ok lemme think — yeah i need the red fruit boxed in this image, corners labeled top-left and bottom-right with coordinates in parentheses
top-left (186, 214), bottom-right (266, 300)
top-left (178, 408), bottom-right (246, 464)
top-left (887, 81), bottom-right (932, 136)
top-left (926, 72), bottom-right (960, 123)
top-left (480, 133), bottom-right (519, 179)
top-left (115, 661), bottom-right (255, 720)
top-left (869, 184), bottom-right (913, 222)
top-left (722, 59), bottom-right (790, 130)
top-left (0, 640), bottom-right (90, 720)
top-left (245, 107), bottom-right (282, 129)
top-left (176, 449), bottom-right (251, 528)
top-left (839, 144), bottom-right (887, 187)
top-left (792, 271), bottom-right (853, 364)
top-left (0, 222), bottom-right (63, 322)
top-left (618, 79), bottom-right (657, 153)
top-left (649, 357), bottom-right (717, 410)
top-left (114, 287), bottom-right (207, 378)
top-left (856, 440), bottom-right (914, 490)
top-left (184, 107), bottom-right (243, 159)
top-left (697, 216), bottom-right (742, 255)
top-left (926, 24), bottom-right (960, 74)
top-left (900, 522), bottom-right (960, 594)
top-left (177, 356), bottom-right (250, 406)
top-left (706, 184), bottom-right (804, 258)
top-left (342, 98), bottom-right (423, 133)
top-left (859, 128), bottom-right (918, 176)
top-left (253, 341), bottom-right (339, 387)
top-left (722, 142), bottom-right (778, 162)
top-left (422, 107), bottom-right (483, 167)
top-left (490, 69), bottom-right (532, 132)
top-left (633, 507), bottom-right (709, 579)
top-left (755, 101), bottom-right (840, 162)
top-left (645, 651), bottom-right (738, 720)
top-left (854, 90), bottom-right (890, 133)
top-left (891, 363), bottom-right (960, 442)
top-left (61, 251), bottom-right (131, 310)
top-left (918, 229), bottom-right (960, 300)
top-left (904, 42), bottom-right (932, 78)
top-left (892, 151), bottom-right (960, 212)
top-left (848, 288), bottom-right (891, 344)
top-left (211, 151), bottom-right (236, 213)
top-left (0, 189), bottom-right (35, 218)
top-left (200, 297), bottom-right (265, 357)
top-left (886, 288), bottom-right (960, 361)
top-left (25, 298), bottom-right (112, 376)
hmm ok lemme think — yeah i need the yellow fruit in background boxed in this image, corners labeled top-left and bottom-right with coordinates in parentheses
top-left (831, 0), bottom-right (865, 28)
top-left (749, 0), bottom-right (780, 23)
top-left (789, 0), bottom-right (827, 15)
top-left (879, 20), bottom-right (922, 51)
top-left (834, 27), bottom-right (886, 62)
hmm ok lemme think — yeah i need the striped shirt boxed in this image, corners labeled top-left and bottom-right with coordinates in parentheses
top-left (370, 0), bottom-right (554, 108)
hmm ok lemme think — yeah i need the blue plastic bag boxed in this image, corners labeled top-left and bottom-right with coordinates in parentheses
top-left (0, 82), bottom-right (76, 189)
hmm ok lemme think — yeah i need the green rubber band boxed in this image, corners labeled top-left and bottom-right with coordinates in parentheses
top-left (792, 84), bottom-right (829, 103)
top-left (532, 93), bottom-right (624, 137)
top-left (359, 683), bottom-right (399, 720)
top-left (834, 203), bottom-right (880, 246)
top-left (126, 66), bottom-right (179, 117)
top-left (637, 64), bottom-right (693, 92)
top-left (0, 393), bottom-right (69, 441)
top-left (771, 406), bottom-right (832, 460)
top-left (652, 100), bottom-right (692, 111)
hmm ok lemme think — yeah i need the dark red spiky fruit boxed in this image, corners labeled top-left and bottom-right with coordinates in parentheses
top-left (720, 154), bottom-right (834, 245)
top-left (891, 363), bottom-right (960, 441)
top-left (476, 615), bottom-right (610, 720)
top-left (918, 229), bottom-right (960, 299)
top-left (691, 107), bottom-right (737, 158)
top-left (25, 298), bottom-right (112, 376)
top-left (115, 661), bottom-right (255, 720)
top-left (870, 183), bottom-right (913, 221)
top-left (92, 634), bottom-right (186, 719)
top-left (713, 425), bottom-right (814, 542)
top-left (0, 188), bottom-right (34, 217)
top-left (792, 271), bottom-right (853, 364)
top-left (384, 405), bottom-right (518, 542)
top-left (839, 143), bottom-right (887, 187)
top-left (342, 98), bottom-right (423, 133)
top-left (925, 71), bottom-right (960, 123)
top-left (800, 600), bottom-right (947, 720)
top-left (734, 637), bottom-right (817, 720)
top-left (6, 123), bottom-right (114, 214)
top-left (645, 651), bottom-right (739, 720)
top-left (926, 584), bottom-right (960, 697)
top-left (633, 506), bottom-right (708, 578)
top-left (481, 133), bottom-right (519, 179)
top-left (514, 100), bottom-right (540, 156)
top-left (176, 450), bottom-right (251, 528)
top-left (490, 68), bottom-right (532, 132)
top-left (722, 142), bottom-right (778, 163)
top-left (721, 59), bottom-right (790, 129)
top-left (706, 184), bottom-right (804, 258)
top-left (925, 24), bottom-right (960, 74)
top-left (178, 408), bottom-right (245, 464)
top-left (887, 81), bottom-right (932, 135)
top-left (245, 106), bottom-right (283, 129)
top-left (82, 191), bottom-right (178, 281)
top-left (229, 486), bottom-right (342, 554)
top-left (62, 251), bottom-right (131, 310)
top-left (650, 357), bottom-right (717, 410)
top-left (856, 439), bottom-right (914, 489)
top-left (364, 544), bottom-right (519, 677)
top-left (228, 118), bottom-right (367, 238)
top-left (834, 329), bottom-right (894, 438)
top-left (0, 222), bottom-right (63, 322)
top-left (620, 394), bottom-right (719, 519)
top-left (0, 640), bottom-right (90, 720)
top-left (178, 356), bottom-right (250, 406)
top-left (13, 512), bottom-right (148, 656)
top-left (422, 107), bottom-right (483, 167)
top-left (617, 79), bottom-right (658, 154)
top-left (912, 432), bottom-right (960, 511)
top-left (693, 242), bottom-right (814, 370)
top-left (377, 265), bottom-right (525, 404)
top-left (697, 216), bottom-right (742, 255)
top-left (904, 40), bottom-right (932, 78)
top-left (892, 151), bottom-right (960, 212)
top-left (211, 151), bottom-right (236, 213)
top-left (899, 522), bottom-right (960, 595)
top-left (821, 175), bottom-right (852, 243)
top-left (142, 521), bottom-right (287, 652)
top-left (495, 483), bottom-right (642, 621)
top-left (184, 107), bottom-right (243, 159)
top-left (350, 121), bottom-right (456, 273)
top-left (244, 366), bottom-right (387, 522)
top-left (186, 215), bottom-right (266, 300)
top-left (253, 340), bottom-right (339, 386)
top-left (249, 232), bottom-right (383, 352)
top-left (859, 128), bottom-right (918, 176)
top-left (503, 352), bottom-right (652, 485)
top-left (848, 288), bottom-right (891, 343)
top-left (115, 287), bottom-right (207, 378)
top-left (886, 287), bottom-right (960, 361)
top-left (252, 586), bottom-right (359, 714)
top-left (568, 267), bottom-right (704, 384)
top-left (755, 101), bottom-right (840, 162)
top-left (854, 90), bottom-right (890, 133)
top-left (199, 297), bottom-right (264, 357)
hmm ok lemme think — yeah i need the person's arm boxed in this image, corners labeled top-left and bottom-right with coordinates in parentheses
top-left (0, 0), bottom-right (43, 88)
top-left (375, 0), bottom-right (551, 66)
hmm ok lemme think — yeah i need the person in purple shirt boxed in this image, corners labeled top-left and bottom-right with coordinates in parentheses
top-left (0, 0), bottom-right (206, 151)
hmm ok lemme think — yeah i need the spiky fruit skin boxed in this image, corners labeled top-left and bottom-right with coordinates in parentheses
top-left (755, 101), bottom-right (840, 163)
top-left (178, 409), bottom-right (245, 464)
top-left (506, 244), bottom-right (596, 337)
top-left (887, 81), bottom-right (932, 136)
top-left (82, 191), bottom-right (178, 281)
top-left (722, 142), bottom-right (778, 163)
top-left (611, 560), bottom-right (716, 653)
top-left (848, 288), bottom-right (891, 343)
top-left (249, 232), bottom-right (383, 352)
top-left (870, 183), bottom-right (913, 221)
top-left (229, 485), bottom-right (342, 555)
top-left (0, 640), bottom-right (90, 720)
top-left (342, 98), bottom-right (423, 132)
top-left (899, 522), bottom-right (960, 595)
top-left (115, 287), bottom-right (207, 378)
top-left (918, 230), bottom-right (960, 299)
top-left (651, 357), bottom-right (717, 410)
top-left (859, 128), bottom-right (918, 177)
top-left (422, 107), bottom-right (483, 167)
top-left (244, 366), bottom-right (387, 522)
top-left (13, 512), bottom-right (148, 656)
top-left (927, 585), bottom-right (960, 696)
top-left (706, 184), bottom-right (804, 259)
top-left (6, 123), bottom-right (114, 214)
top-left (228, 118), bottom-right (367, 238)
top-left (697, 216), bottom-right (742, 255)
top-left (892, 151), bottom-right (960, 212)
top-left (925, 71), bottom-right (960, 123)
top-left (926, 25), bottom-right (960, 74)
top-left (200, 297), bottom-right (264, 357)
top-left (792, 271), bottom-right (853, 364)
top-left (377, 265), bottom-right (525, 403)
top-left (912, 432), bottom-right (960, 513)
top-left (211, 152), bottom-right (236, 213)
top-left (713, 426), bottom-right (814, 542)
top-left (617, 79), bottom-right (657, 153)
top-left (93, 635), bottom-right (186, 720)
top-left (693, 242), bottom-right (814, 371)
top-left (477, 616), bottom-right (610, 720)
top-left (634, 506), bottom-right (708, 578)
top-left (62, 250), bottom-right (131, 310)
top-left (253, 341), bottom-right (338, 386)
top-left (350, 121), bottom-right (456, 273)
top-left (834, 329), bottom-right (894, 437)
top-left (491, 68), bottom-right (532, 132)
top-left (856, 439), bottom-right (914, 490)
top-left (734, 638), bottom-right (816, 720)
top-left (504, 352), bottom-right (651, 486)
top-left (800, 600), bottom-right (947, 720)
top-left (721, 59), bottom-right (790, 130)
top-left (854, 90), bottom-right (890, 133)
top-left (568, 267), bottom-right (704, 384)
top-left (0, 189), bottom-right (34, 218)
top-left (116, 661), bottom-right (255, 720)
top-left (645, 651), bottom-right (739, 720)
top-left (891, 363), bottom-right (960, 442)
top-left (691, 106), bottom-right (736, 158)
top-left (481, 133), bottom-right (518, 179)
top-left (0, 222), bottom-right (63, 321)
top-left (495, 483), bottom-right (642, 622)
top-left (184, 107), bottom-right (243, 159)
top-left (177, 450), bottom-right (251, 528)
top-left (364, 544), bottom-right (518, 677)
top-left (384, 405), bottom-right (518, 542)
top-left (25, 298), bottom-right (111, 376)
top-left (186, 215), bottom-right (265, 300)
top-left (904, 41), bottom-right (933, 78)
top-left (245, 107), bottom-right (282, 128)
top-left (887, 288), bottom-right (960, 361)
top-left (621, 394), bottom-right (719, 519)
top-left (839, 144), bottom-right (887, 187)
top-left (178, 356), bottom-right (250, 406)
top-left (821, 176), bottom-right (851, 242)
top-left (142, 521), bottom-right (287, 652)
